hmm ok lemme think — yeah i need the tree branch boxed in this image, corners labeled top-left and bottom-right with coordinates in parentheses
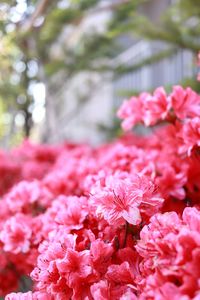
top-left (20, 0), bottom-right (51, 33)
top-left (20, 0), bottom-right (131, 33)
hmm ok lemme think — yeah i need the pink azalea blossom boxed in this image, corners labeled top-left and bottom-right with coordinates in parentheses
top-left (90, 280), bottom-right (128, 300)
top-left (117, 87), bottom-right (170, 130)
top-left (178, 117), bottom-right (200, 155)
top-left (0, 214), bottom-right (32, 254)
top-left (142, 87), bottom-right (170, 126)
top-left (169, 85), bottom-right (200, 119)
top-left (117, 96), bottom-right (143, 131)
top-left (1, 85), bottom-right (200, 299)
top-left (57, 249), bottom-right (92, 287)
top-left (90, 239), bottom-right (114, 275)
top-left (54, 196), bottom-right (89, 230)
top-left (5, 291), bottom-right (52, 300)
top-left (91, 174), bottom-right (163, 226)
top-left (136, 208), bottom-right (200, 299)
top-left (5, 180), bottom-right (52, 213)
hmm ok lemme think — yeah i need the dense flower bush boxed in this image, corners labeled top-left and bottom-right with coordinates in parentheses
top-left (1, 85), bottom-right (200, 299)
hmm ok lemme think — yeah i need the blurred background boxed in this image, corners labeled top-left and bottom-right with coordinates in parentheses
top-left (0, 0), bottom-right (200, 148)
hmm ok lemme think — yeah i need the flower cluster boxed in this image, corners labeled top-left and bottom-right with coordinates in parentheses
top-left (1, 85), bottom-right (200, 299)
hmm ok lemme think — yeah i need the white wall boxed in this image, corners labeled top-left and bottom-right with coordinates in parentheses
top-left (45, 71), bottom-right (114, 145)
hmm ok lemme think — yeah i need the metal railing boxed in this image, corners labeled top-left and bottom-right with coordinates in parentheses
top-left (113, 40), bottom-right (195, 104)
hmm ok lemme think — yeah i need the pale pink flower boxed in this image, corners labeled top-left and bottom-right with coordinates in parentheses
top-left (5, 292), bottom-right (35, 300)
top-left (120, 288), bottom-right (138, 300)
top-left (5, 291), bottom-right (52, 300)
top-left (183, 207), bottom-right (200, 232)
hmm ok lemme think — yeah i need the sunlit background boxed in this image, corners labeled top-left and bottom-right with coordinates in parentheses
top-left (0, 0), bottom-right (199, 148)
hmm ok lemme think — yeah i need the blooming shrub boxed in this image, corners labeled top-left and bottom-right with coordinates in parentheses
top-left (1, 85), bottom-right (200, 299)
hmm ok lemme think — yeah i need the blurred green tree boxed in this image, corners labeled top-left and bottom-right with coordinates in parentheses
top-left (108, 0), bottom-right (200, 52)
top-left (0, 0), bottom-right (133, 143)
top-left (103, 0), bottom-right (200, 94)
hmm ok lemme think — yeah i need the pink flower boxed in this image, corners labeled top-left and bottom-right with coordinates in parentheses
top-left (54, 196), bottom-right (89, 230)
top-left (169, 86), bottom-right (200, 119)
top-left (90, 239), bottom-right (114, 275)
top-left (178, 117), bottom-right (200, 155)
top-left (155, 165), bottom-right (187, 200)
top-left (57, 249), bottom-right (92, 287)
top-left (140, 277), bottom-right (191, 300)
top-left (136, 208), bottom-right (200, 299)
top-left (0, 214), bottom-right (32, 254)
top-left (5, 291), bottom-right (52, 300)
top-left (183, 207), bottom-right (200, 232)
top-left (5, 292), bottom-right (35, 300)
top-left (5, 180), bottom-right (52, 213)
top-left (2, 84), bottom-right (200, 298)
top-left (120, 288), bottom-right (138, 300)
top-left (117, 87), bottom-right (170, 131)
top-left (31, 232), bottom-right (76, 297)
top-left (91, 174), bottom-right (163, 226)
top-left (90, 280), bottom-right (128, 300)
top-left (117, 96), bottom-right (143, 131)
top-left (142, 87), bottom-right (170, 126)
top-left (106, 262), bottom-right (134, 284)
top-left (91, 176), bottom-right (141, 226)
